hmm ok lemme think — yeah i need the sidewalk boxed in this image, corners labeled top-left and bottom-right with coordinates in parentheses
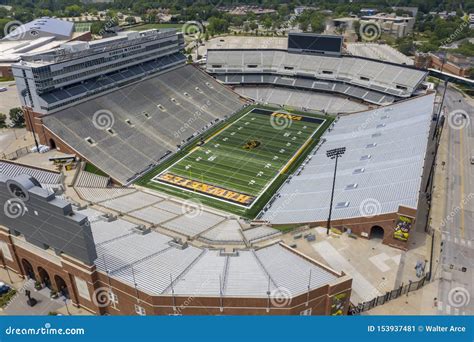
top-left (0, 268), bottom-right (91, 316)
top-left (363, 279), bottom-right (439, 315)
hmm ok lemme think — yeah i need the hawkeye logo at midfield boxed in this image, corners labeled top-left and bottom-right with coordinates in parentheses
top-left (271, 112), bottom-right (303, 121)
top-left (157, 173), bottom-right (256, 206)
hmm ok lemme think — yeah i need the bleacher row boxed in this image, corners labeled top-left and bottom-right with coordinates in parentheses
top-left (0, 160), bottom-right (63, 193)
top-left (206, 49), bottom-right (427, 98)
top-left (75, 185), bottom-right (281, 245)
top-left (234, 86), bottom-right (369, 114)
top-left (346, 43), bottom-right (414, 66)
top-left (43, 64), bottom-right (245, 184)
top-left (39, 52), bottom-right (186, 108)
top-left (85, 204), bottom-right (338, 297)
top-left (218, 74), bottom-right (395, 105)
top-left (75, 170), bottom-right (110, 188)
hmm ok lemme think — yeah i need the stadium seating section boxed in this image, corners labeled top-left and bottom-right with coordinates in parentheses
top-left (85, 203), bottom-right (338, 297)
top-left (261, 93), bottom-right (435, 224)
top-left (43, 65), bottom-right (245, 184)
top-left (207, 49), bottom-right (427, 104)
top-left (234, 87), bottom-right (369, 114)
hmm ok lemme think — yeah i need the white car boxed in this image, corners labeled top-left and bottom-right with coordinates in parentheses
top-left (0, 87), bottom-right (7, 92)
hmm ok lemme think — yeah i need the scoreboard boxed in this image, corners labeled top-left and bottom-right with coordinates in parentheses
top-left (288, 33), bottom-right (342, 56)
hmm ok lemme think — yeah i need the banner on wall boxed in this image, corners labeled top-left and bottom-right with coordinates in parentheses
top-left (393, 215), bottom-right (413, 241)
top-left (331, 292), bottom-right (347, 316)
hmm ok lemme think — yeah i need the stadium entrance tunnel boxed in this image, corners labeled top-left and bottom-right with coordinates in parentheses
top-left (54, 275), bottom-right (70, 299)
top-left (49, 138), bottom-right (56, 150)
top-left (38, 266), bottom-right (52, 289)
top-left (21, 259), bottom-right (36, 281)
top-left (370, 225), bottom-right (385, 240)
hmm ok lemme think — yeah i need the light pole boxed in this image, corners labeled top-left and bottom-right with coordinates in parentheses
top-left (326, 147), bottom-right (346, 235)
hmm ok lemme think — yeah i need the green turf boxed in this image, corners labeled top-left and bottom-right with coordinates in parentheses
top-left (136, 105), bottom-right (334, 218)
top-left (84, 162), bottom-right (109, 177)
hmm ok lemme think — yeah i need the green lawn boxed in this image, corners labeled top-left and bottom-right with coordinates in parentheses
top-left (137, 105), bottom-right (333, 218)
top-left (74, 22), bottom-right (92, 32)
top-left (84, 162), bottom-right (109, 177)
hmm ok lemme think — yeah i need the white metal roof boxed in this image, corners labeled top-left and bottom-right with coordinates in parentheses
top-left (89, 214), bottom-right (339, 297)
top-left (262, 94), bottom-right (434, 224)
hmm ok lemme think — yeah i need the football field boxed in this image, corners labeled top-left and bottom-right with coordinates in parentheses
top-left (138, 106), bottom-right (331, 217)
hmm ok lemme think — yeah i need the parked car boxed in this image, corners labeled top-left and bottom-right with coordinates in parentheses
top-left (470, 156), bottom-right (474, 165)
top-left (0, 282), bottom-right (11, 295)
top-left (0, 87), bottom-right (7, 92)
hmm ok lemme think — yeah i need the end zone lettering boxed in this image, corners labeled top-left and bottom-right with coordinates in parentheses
top-left (272, 112), bottom-right (303, 121)
top-left (158, 173), bottom-right (255, 205)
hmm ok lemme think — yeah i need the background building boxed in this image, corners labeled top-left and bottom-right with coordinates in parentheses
top-left (0, 17), bottom-right (91, 80)
top-left (13, 29), bottom-right (184, 115)
top-left (361, 13), bottom-right (415, 38)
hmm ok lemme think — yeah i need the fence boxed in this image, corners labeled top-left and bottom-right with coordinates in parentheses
top-left (0, 145), bottom-right (36, 161)
top-left (349, 274), bottom-right (429, 315)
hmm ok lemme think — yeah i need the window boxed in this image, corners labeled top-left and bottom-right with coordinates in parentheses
top-left (157, 104), bottom-right (165, 111)
top-left (134, 304), bottom-right (146, 316)
top-left (366, 143), bottom-right (377, 148)
top-left (284, 66), bottom-right (294, 70)
top-left (211, 64), bottom-right (222, 68)
top-left (360, 154), bottom-right (372, 161)
top-left (360, 76), bottom-right (370, 81)
top-left (125, 119), bottom-right (133, 126)
top-left (396, 84), bottom-right (407, 90)
top-left (371, 133), bottom-right (381, 138)
top-left (106, 128), bottom-right (115, 135)
top-left (345, 183), bottom-right (358, 190)
top-left (376, 123), bottom-right (386, 128)
top-left (247, 64), bottom-right (258, 68)
top-left (322, 70), bottom-right (333, 75)
top-left (353, 168), bottom-right (365, 174)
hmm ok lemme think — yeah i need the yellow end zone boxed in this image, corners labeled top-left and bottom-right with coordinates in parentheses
top-left (157, 172), bottom-right (255, 205)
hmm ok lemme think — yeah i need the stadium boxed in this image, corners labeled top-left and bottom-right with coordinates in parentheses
top-left (0, 30), bottom-right (436, 315)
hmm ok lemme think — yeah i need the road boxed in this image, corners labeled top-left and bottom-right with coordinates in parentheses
top-left (437, 85), bottom-right (474, 315)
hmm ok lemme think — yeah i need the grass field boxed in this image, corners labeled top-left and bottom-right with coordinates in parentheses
top-left (136, 105), bottom-right (333, 218)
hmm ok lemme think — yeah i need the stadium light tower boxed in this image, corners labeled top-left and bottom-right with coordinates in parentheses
top-left (325, 147), bottom-right (346, 235)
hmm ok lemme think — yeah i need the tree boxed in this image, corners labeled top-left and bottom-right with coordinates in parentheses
top-left (262, 17), bottom-right (272, 31)
top-left (207, 17), bottom-right (229, 35)
top-left (0, 113), bottom-right (6, 128)
top-left (64, 5), bottom-right (82, 17)
top-left (91, 21), bottom-right (106, 35)
top-left (9, 108), bottom-right (25, 128)
top-left (249, 21), bottom-right (258, 32)
top-left (299, 21), bottom-right (309, 32)
top-left (310, 15), bottom-right (325, 33)
top-left (468, 67), bottom-right (474, 80)
top-left (125, 16), bottom-right (136, 25)
top-left (397, 38), bottom-right (415, 55)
